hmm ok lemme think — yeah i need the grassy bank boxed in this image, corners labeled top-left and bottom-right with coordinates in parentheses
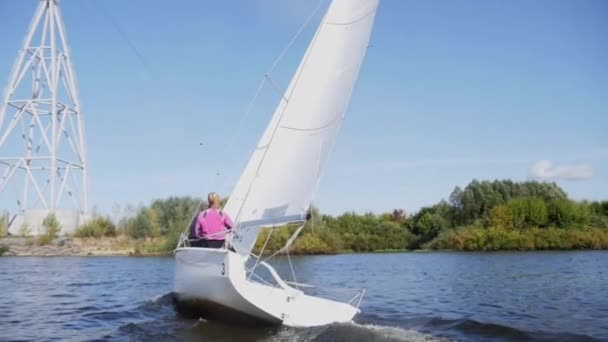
top-left (425, 226), bottom-right (608, 251)
top-left (253, 224), bottom-right (608, 254)
top-left (0, 235), bottom-right (173, 256)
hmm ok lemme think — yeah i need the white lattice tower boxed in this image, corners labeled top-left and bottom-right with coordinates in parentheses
top-left (0, 0), bottom-right (88, 233)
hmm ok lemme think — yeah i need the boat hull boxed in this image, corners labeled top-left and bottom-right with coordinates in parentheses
top-left (173, 247), bottom-right (359, 327)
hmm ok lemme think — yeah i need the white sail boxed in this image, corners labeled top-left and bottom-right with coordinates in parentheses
top-left (224, 0), bottom-right (379, 258)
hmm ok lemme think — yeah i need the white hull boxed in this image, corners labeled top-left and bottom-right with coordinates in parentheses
top-left (173, 248), bottom-right (359, 327)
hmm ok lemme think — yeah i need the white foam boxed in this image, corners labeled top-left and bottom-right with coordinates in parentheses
top-left (340, 322), bottom-right (449, 342)
top-left (149, 294), bottom-right (164, 303)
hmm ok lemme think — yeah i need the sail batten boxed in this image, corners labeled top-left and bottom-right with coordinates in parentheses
top-left (224, 0), bottom-right (379, 258)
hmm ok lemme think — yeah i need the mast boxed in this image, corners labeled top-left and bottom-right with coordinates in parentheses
top-left (0, 0), bottom-right (89, 234)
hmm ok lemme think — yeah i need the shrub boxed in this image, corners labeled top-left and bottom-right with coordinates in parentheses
top-left (126, 208), bottom-right (160, 239)
top-left (143, 239), bottom-right (167, 254)
top-left (163, 231), bottom-right (181, 252)
top-left (38, 213), bottom-right (61, 245)
top-left (0, 215), bottom-right (8, 237)
top-left (19, 224), bottom-right (31, 237)
top-left (293, 234), bottom-right (331, 254)
top-left (0, 245), bottom-right (9, 256)
top-left (488, 205), bottom-right (513, 229)
top-left (162, 218), bottom-right (191, 252)
top-left (75, 216), bottom-right (117, 238)
top-left (150, 196), bottom-right (201, 235)
top-left (426, 225), bottom-right (608, 251)
top-left (590, 214), bottom-right (608, 229)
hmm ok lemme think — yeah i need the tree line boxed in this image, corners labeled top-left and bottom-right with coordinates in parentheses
top-left (68, 179), bottom-right (608, 253)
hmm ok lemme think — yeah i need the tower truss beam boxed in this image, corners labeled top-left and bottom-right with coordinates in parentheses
top-left (0, 0), bottom-right (88, 231)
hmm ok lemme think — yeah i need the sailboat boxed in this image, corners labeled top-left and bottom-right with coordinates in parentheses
top-left (174, 0), bottom-right (379, 327)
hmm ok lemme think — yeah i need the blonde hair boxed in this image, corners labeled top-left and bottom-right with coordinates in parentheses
top-left (207, 192), bottom-right (221, 208)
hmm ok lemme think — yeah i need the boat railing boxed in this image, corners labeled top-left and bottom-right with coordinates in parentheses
top-left (176, 233), bottom-right (188, 249)
top-left (245, 258), bottom-right (365, 309)
top-left (176, 230), bottom-right (231, 249)
top-left (259, 261), bottom-right (303, 294)
top-left (284, 281), bottom-right (366, 309)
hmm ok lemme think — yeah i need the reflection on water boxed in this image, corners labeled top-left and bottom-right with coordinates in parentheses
top-left (0, 252), bottom-right (606, 341)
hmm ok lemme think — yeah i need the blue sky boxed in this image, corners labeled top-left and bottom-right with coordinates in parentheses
top-left (0, 0), bottom-right (606, 216)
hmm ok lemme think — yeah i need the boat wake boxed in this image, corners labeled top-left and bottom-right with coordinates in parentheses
top-left (356, 313), bottom-right (602, 342)
top-left (116, 292), bottom-right (445, 341)
top-left (137, 292), bottom-right (176, 310)
top-left (311, 322), bottom-right (449, 342)
top-left (111, 292), bottom-right (602, 342)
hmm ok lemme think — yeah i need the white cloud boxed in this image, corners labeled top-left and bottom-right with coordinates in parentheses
top-left (529, 160), bottom-right (593, 181)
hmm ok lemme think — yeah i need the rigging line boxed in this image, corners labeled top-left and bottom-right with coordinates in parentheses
top-left (180, 0), bottom-right (328, 237)
top-left (88, 0), bottom-right (156, 79)
top-left (286, 247), bottom-right (298, 287)
top-left (216, 77), bottom-right (267, 194)
top-left (248, 228), bottom-right (273, 280)
top-left (262, 222), bottom-right (305, 262)
top-left (266, 0), bottom-right (327, 74)
top-left (179, 200), bottom-right (205, 246)
top-left (91, 0), bottom-right (216, 242)
top-left (181, 0), bottom-right (327, 241)
top-left (247, 269), bottom-right (275, 288)
top-left (265, 75), bottom-right (289, 103)
top-left (216, 0), bottom-right (326, 195)
top-left (231, 4), bottom-right (329, 229)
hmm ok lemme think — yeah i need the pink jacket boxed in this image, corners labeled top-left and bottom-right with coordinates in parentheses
top-left (195, 208), bottom-right (234, 240)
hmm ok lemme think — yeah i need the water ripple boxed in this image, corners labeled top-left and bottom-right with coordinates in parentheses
top-left (0, 253), bottom-right (607, 341)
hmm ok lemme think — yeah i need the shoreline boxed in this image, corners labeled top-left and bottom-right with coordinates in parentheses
top-left (0, 236), bottom-right (410, 257)
top-left (1, 236), bottom-right (606, 257)
top-left (0, 236), bottom-right (165, 257)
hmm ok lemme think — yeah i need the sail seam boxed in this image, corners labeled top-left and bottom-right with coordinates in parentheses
top-left (324, 8), bottom-right (376, 27)
top-left (279, 115), bottom-right (342, 132)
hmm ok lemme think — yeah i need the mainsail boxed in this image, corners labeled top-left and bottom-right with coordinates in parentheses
top-left (224, 0), bottom-right (379, 258)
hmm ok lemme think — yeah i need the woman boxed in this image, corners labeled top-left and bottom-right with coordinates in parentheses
top-left (194, 192), bottom-right (234, 248)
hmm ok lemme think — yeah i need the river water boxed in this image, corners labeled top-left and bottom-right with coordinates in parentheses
top-left (0, 251), bottom-right (606, 341)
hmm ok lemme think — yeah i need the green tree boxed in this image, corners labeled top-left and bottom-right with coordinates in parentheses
top-left (508, 198), bottom-right (528, 229)
top-left (590, 201), bottom-right (608, 217)
top-left (488, 204), bottom-right (513, 229)
top-left (150, 196), bottom-right (201, 235)
top-left (450, 180), bottom-right (568, 225)
top-left (547, 199), bottom-right (590, 228)
top-left (127, 208), bottom-right (160, 239)
top-left (527, 197), bottom-right (548, 227)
